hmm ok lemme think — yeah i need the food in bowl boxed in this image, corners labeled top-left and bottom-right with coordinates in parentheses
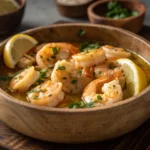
top-left (0, 33), bottom-right (149, 108)
top-left (0, 0), bottom-right (20, 15)
top-left (105, 1), bottom-right (138, 19)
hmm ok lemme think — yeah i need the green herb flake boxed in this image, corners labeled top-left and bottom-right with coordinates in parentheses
top-left (27, 89), bottom-right (43, 94)
top-left (71, 80), bottom-right (77, 84)
top-left (77, 69), bottom-right (82, 76)
top-left (40, 69), bottom-right (48, 78)
top-left (57, 66), bottom-right (66, 70)
top-left (68, 100), bottom-right (94, 109)
top-left (32, 96), bottom-right (38, 99)
top-left (0, 76), bottom-right (12, 81)
top-left (77, 29), bottom-right (86, 37)
top-left (97, 95), bottom-right (102, 100)
top-left (79, 42), bottom-right (100, 52)
top-left (52, 47), bottom-right (60, 55)
top-left (105, 1), bottom-right (138, 19)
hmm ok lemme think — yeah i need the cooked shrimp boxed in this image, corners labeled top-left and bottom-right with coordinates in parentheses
top-left (27, 80), bottom-right (64, 107)
top-left (51, 60), bottom-right (93, 94)
top-left (94, 60), bottom-right (126, 88)
top-left (72, 48), bottom-right (106, 68)
top-left (36, 43), bottom-right (79, 69)
top-left (82, 77), bottom-right (123, 107)
top-left (17, 54), bottom-right (35, 69)
top-left (102, 45), bottom-right (131, 59)
top-left (9, 66), bottom-right (39, 92)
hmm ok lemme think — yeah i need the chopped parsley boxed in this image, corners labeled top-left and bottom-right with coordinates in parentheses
top-left (0, 76), bottom-right (12, 81)
top-left (71, 80), bottom-right (77, 84)
top-left (36, 69), bottom-right (48, 84)
top-left (77, 29), bottom-right (86, 37)
top-left (32, 95), bottom-right (38, 99)
top-left (77, 69), bottom-right (82, 76)
top-left (68, 100), bottom-right (94, 109)
top-left (27, 89), bottom-right (43, 94)
top-left (52, 47), bottom-right (60, 55)
top-left (105, 1), bottom-right (139, 19)
top-left (39, 69), bottom-right (48, 78)
top-left (79, 42), bottom-right (100, 52)
top-left (97, 95), bottom-right (102, 100)
top-left (57, 66), bottom-right (66, 70)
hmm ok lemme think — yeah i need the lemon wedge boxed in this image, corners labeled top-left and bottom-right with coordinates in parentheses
top-left (3, 34), bottom-right (38, 68)
top-left (117, 58), bottom-right (148, 96)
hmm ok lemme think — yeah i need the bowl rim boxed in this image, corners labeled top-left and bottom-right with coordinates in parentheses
top-left (0, 0), bottom-right (26, 17)
top-left (88, 0), bottom-right (146, 22)
top-left (55, 0), bottom-right (93, 7)
top-left (0, 23), bottom-right (150, 113)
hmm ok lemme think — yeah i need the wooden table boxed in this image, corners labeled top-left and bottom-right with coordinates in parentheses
top-left (0, 24), bottom-right (150, 150)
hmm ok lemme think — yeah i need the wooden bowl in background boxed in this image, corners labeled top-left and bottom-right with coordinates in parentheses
top-left (0, 0), bottom-right (26, 36)
top-left (55, 0), bottom-right (93, 17)
top-left (0, 24), bottom-right (150, 143)
top-left (87, 0), bottom-right (146, 33)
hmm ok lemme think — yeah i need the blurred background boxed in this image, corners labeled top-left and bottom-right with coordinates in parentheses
top-left (16, 0), bottom-right (150, 32)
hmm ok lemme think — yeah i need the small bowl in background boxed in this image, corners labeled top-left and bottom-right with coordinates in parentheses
top-left (0, 0), bottom-right (26, 36)
top-left (55, 0), bottom-right (93, 18)
top-left (87, 0), bottom-right (146, 33)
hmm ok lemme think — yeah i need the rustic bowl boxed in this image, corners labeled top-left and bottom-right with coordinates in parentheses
top-left (0, 0), bottom-right (25, 36)
top-left (0, 23), bottom-right (150, 143)
top-left (87, 0), bottom-right (146, 33)
top-left (55, 0), bottom-right (93, 17)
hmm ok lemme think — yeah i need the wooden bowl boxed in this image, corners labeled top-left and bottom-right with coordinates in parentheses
top-left (0, 0), bottom-right (26, 36)
top-left (55, 0), bottom-right (93, 17)
top-left (0, 23), bottom-right (150, 143)
top-left (87, 0), bottom-right (146, 33)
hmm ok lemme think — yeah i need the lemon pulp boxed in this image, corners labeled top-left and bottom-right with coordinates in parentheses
top-left (117, 58), bottom-right (148, 96)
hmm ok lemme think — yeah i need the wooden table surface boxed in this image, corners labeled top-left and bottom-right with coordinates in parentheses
top-left (0, 24), bottom-right (150, 150)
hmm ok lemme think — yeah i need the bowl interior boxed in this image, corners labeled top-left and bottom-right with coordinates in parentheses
top-left (0, 23), bottom-right (150, 112)
top-left (92, 0), bottom-right (145, 19)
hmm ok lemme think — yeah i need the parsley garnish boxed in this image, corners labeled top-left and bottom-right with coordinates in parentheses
top-left (0, 76), bottom-right (12, 81)
top-left (68, 100), bottom-right (94, 109)
top-left (79, 42), bottom-right (100, 52)
top-left (36, 69), bottom-right (48, 84)
top-left (97, 95), bottom-right (102, 100)
top-left (57, 66), bottom-right (66, 70)
top-left (77, 69), bottom-right (82, 76)
top-left (52, 47), bottom-right (60, 55)
top-left (27, 89), bottom-right (43, 94)
top-left (71, 80), bottom-right (77, 84)
top-left (105, 1), bottom-right (138, 19)
top-left (77, 29), bottom-right (86, 37)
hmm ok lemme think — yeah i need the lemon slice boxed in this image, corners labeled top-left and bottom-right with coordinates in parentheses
top-left (117, 58), bottom-right (148, 96)
top-left (3, 34), bottom-right (38, 68)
